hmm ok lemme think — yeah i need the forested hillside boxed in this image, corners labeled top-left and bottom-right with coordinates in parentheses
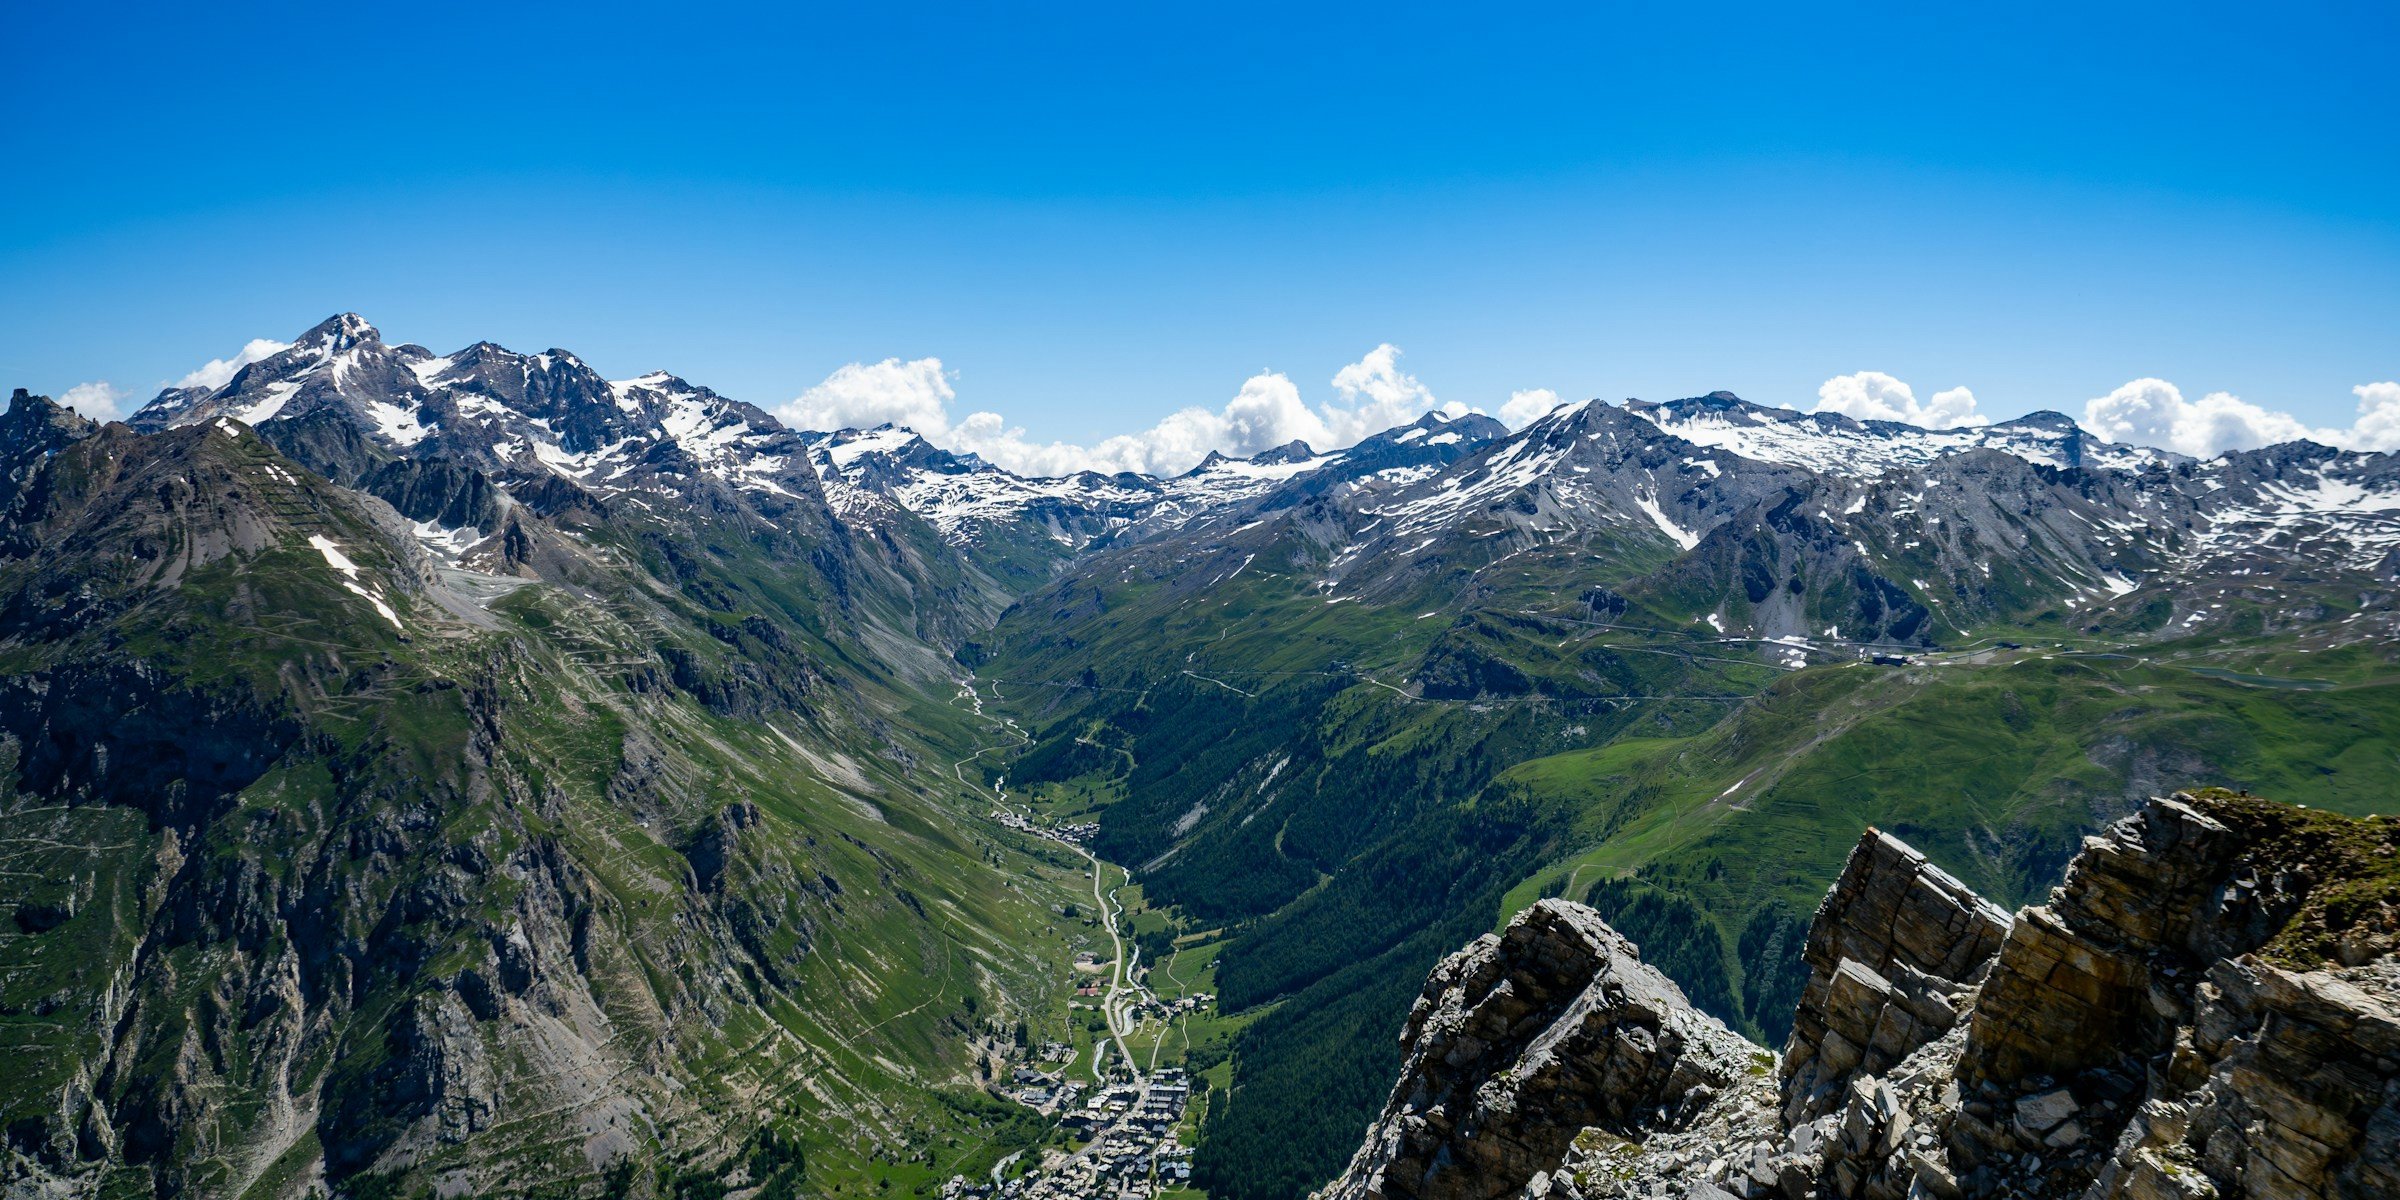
top-left (978, 396), bottom-right (2400, 1200)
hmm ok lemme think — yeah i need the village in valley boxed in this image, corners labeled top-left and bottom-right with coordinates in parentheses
top-left (945, 791), bottom-right (1233, 1200)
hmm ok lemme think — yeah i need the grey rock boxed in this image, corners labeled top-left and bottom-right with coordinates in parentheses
top-left (1782, 830), bottom-right (2011, 1126)
top-left (2013, 1089), bottom-right (2079, 1136)
top-left (1318, 900), bottom-right (1761, 1200)
top-left (1332, 794), bottom-right (2400, 1200)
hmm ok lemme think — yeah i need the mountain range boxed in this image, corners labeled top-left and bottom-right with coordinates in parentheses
top-left (2, 314), bottom-right (2394, 1200)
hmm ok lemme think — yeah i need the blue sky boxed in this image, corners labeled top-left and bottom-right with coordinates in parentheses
top-left (4, 1), bottom-right (2395, 470)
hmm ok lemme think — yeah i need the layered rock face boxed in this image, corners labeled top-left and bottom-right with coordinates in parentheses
top-left (1318, 901), bottom-right (1768, 1200)
top-left (1780, 831), bottom-right (2012, 1126)
top-left (1316, 792), bottom-right (2400, 1200)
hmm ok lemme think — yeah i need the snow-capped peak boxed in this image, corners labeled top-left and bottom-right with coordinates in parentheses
top-left (297, 312), bottom-right (379, 354)
top-left (1628, 392), bottom-right (2176, 477)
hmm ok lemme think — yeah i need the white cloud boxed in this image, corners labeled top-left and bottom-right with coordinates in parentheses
top-left (60, 381), bottom-right (128, 421)
top-left (2078, 379), bottom-right (2400, 456)
top-left (1324, 344), bottom-right (1442, 444)
top-left (1219, 370), bottom-right (1331, 453)
top-left (1812, 371), bottom-right (1987, 429)
top-left (1925, 387), bottom-right (1980, 425)
top-left (2349, 382), bottom-right (2400, 452)
top-left (2080, 379), bottom-right (2327, 457)
top-left (1499, 388), bottom-right (1568, 429)
top-left (940, 371), bottom-right (1335, 477)
top-left (777, 357), bottom-right (956, 435)
top-left (787, 344), bottom-right (1457, 477)
top-left (175, 338), bottom-right (291, 391)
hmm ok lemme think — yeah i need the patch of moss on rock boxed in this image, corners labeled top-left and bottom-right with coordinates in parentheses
top-left (2183, 787), bottom-right (2400, 970)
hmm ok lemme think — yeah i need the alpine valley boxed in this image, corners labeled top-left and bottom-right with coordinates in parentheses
top-left (4, 315), bottom-right (2396, 1200)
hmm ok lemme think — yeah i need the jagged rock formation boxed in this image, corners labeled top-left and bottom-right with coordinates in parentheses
top-left (1318, 901), bottom-right (1769, 1200)
top-left (1780, 831), bottom-right (2012, 1127)
top-left (1317, 791), bottom-right (2400, 1200)
top-left (1947, 793), bottom-right (2400, 1200)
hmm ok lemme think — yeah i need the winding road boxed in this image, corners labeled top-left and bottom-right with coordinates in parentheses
top-left (949, 678), bottom-right (1143, 1071)
top-left (950, 675), bottom-right (1187, 1182)
top-left (1081, 841), bottom-right (1137, 1070)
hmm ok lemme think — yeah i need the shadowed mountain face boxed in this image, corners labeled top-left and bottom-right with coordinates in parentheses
top-left (3, 315), bottom-right (2397, 1200)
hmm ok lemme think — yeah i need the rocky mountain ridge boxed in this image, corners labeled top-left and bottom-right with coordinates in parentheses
top-left (1285, 394), bottom-right (2395, 643)
top-left (130, 316), bottom-right (1512, 585)
top-left (131, 314), bottom-right (834, 572)
top-left (1626, 392), bottom-right (2180, 477)
top-left (1319, 790), bottom-right (2400, 1200)
top-left (985, 385), bottom-right (2400, 733)
top-left (120, 317), bottom-right (2400, 652)
top-left (800, 409), bottom-right (1511, 580)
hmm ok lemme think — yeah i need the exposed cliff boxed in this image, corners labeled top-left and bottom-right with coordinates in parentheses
top-left (1318, 791), bottom-right (2400, 1200)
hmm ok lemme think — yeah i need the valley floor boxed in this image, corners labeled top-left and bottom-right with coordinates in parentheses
top-left (936, 681), bottom-right (1212, 1200)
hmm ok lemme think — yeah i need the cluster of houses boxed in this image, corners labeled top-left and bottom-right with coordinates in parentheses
top-left (1126, 993), bottom-right (1211, 1021)
top-left (1010, 1066), bottom-right (1085, 1112)
top-left (988, 807), bottom-right (1103, 847)
top-left (990, 808), bottom-right (1047, 838)
top-left (1057, 1072), bottom-right (1185, 1135)
top-left (950, 1068), bottom-right (1196, 1200)
top-left (960, 804), bottom-right (1204, 1197)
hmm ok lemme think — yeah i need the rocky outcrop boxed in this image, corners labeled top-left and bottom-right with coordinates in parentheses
top-left (1945, 793), bottom-right (2400, 1199)
top-left (1317, 792), bottom-right (2400, 1200)
top-left (1318, 900), bottom-right (1766, 1200)
top-left (1781, 830), bottom-right (2011, 1125)
top-left (2093, 956), bottom-right (2400, 1199)
top-left (1958, 796), bottom-right (2243, 1092)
